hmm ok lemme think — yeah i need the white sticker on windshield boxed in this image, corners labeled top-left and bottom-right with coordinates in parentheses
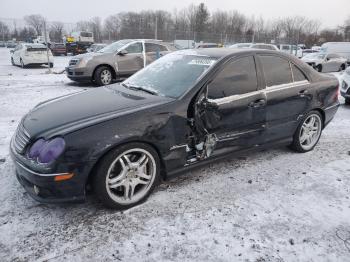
top-left (188, 59), bottom-right (216, 66)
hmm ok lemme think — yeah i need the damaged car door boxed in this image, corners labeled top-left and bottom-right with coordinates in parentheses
top-left (195, 55), bottom-right (267, 154)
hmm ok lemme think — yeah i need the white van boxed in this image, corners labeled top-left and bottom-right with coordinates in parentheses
top-left (321, 42), bottom-right (350, 64)
top-left (70, 31), bottom-right (94, 44)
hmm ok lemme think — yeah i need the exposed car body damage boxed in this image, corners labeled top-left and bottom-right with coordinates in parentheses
top-left (10, 48), bottom-right (339, 204)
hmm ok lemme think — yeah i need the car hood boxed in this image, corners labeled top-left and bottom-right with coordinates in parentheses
top-left (73, 52), bottom-right (109, 60)
top-left (23, 85), bottom-right (174, 138)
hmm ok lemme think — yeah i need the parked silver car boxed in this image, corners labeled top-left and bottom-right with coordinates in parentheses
top-left (66, 39), bottom-right (176, 85)
top-left (302, 53), bottom-right (347, 72)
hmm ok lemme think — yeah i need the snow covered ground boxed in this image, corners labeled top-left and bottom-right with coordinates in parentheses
top-left (0, 47), bottom-right (349, 261)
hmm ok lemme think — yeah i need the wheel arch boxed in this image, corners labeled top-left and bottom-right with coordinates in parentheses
top-left (310, 108), bottom-right (326, 128)
top-left (86, 139), bottom-right (167, 187)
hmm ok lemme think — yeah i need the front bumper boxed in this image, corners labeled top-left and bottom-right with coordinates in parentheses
top-left (10, 140), bottom-right (86, 203)
top-left (66, 66), bottom-right (92, 82)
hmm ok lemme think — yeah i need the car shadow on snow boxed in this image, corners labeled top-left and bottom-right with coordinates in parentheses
top-left (15, 145), bottom-right (294, 213)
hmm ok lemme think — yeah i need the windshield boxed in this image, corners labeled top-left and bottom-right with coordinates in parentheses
top-left (304, 53), bottom-right (325, 59)
top-left (98, 40), bottom-right (133, 53)
top-left (122, 53), bottom-right (217, 98)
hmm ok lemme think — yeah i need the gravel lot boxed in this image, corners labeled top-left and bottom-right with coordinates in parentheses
top-left (0, 47), bottom-right (349, 262)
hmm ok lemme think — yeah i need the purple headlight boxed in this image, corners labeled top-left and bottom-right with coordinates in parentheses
top-left (36, 137), bottom-right (66, 164)
top-left (28, 139), bottom-right (47, 159)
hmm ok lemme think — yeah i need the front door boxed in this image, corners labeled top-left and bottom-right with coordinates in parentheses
top-left (117, 42), bottom-right (144, 75)
top-left (196, 55), bottom-right (267, 153)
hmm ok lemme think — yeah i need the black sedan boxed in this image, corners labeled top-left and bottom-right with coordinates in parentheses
top-left (10, 49), bottom-right (340, 209)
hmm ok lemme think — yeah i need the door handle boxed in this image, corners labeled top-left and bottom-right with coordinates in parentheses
top-left (249, 99), bottom-right (266, 108)
top-left (299, 89), bottom-right (308, 97)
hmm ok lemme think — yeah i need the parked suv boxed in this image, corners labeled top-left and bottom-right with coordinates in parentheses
top-left (66, 39), bottom-right (176, 85)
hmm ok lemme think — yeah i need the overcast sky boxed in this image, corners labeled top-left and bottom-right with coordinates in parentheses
top-left (1, 0), bottom-right (349, 28)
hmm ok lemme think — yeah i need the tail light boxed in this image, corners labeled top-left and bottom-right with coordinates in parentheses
top-left (333, 84), bottom-right (340, 102)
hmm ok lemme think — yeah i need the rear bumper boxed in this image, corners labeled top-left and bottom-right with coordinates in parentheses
top-left (324, 102), bottom-right (340, 127)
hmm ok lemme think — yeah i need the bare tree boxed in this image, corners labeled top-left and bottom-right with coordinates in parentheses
top-left (50, 21), bottom-right (64, 42)
top-left (104, 14), bottom-right (120, 41)
top-left (0, 21), bottom-right (10, 41)
top-left (24, 14), bottom-right (46, 36)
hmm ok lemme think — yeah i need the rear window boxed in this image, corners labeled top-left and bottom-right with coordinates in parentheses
top-left (259, 55), bottom-right (293, 87)
top-left (81, 32), bottom-right (92, 37)
top-left (26, 46), bottom-right (47, 52)
top-left (291, 64), bottom-right (307, 82)
top-left (145, 43), bottom-right (168, 52)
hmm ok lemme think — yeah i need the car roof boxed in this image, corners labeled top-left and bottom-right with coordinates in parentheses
top-left (175, 48), bottom-right (282, 59)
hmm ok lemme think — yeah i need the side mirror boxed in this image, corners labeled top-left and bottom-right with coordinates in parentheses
top-left (118, 49), bottom-right (128, 56)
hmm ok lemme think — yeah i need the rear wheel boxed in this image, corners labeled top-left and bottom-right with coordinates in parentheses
top-left (290, 111), bottom-right (323, 153)
top-left (11, 57), bottom-right (14, 66)
top-left (345, 98), bottom-right (350, 105)
top-left (94, 66), bottom-right (113, 86)
top-left (49, 63), bottom-right (54, 68)
top-left (20, 58), bottom-right (25, 68)
top-left (93, 143), bottom-right (161, 209)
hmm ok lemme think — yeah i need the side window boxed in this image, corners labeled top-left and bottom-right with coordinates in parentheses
top-left (208, 56), bottom-right (258, 99)
top-left (125, 42), bottom-right (143, 54)
top-left (259, 55), bottom-right (293, 87)
top-left (291, 64), bottom-right (307, 82)
top-left (145, 43), bottom-right (167, 52)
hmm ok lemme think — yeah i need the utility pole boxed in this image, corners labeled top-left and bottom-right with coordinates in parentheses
top-left (43, 21), bottom-right (51, 73)
top-left (154, 16), bottom-right (158, 40)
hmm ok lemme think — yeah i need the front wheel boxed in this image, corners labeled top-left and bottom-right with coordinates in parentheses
top-left (345, 98), bottom-right (350, 105)
top-left (49, 63), bottom-right (54, 68)
top-left (290, 111), bottom-right (323, 153)
top-left (93, 143), bottom-right (161, 209)
top-left (11, 57), bottom-right (15, 65)
top-left (94, 66), bottom-right (113, 86)
top-left (340, 64), bottom-right (346, 72)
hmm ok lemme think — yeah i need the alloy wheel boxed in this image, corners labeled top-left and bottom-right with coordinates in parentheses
top-left (100, 69), bottom-right (112, 85)
top-left (299, 114), bottom-right (322, 151)
top-left (105, 148), bottom-right (156, 205)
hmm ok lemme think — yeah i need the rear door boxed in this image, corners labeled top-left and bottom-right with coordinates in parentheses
top-left (13, 44), bottom-right (22, 64)
top-left (257, 54), bottom-right (312, 142)
top-left (117, 42), bottom-right (144, 75)
top-left (144, 43), bottom-right (169, 65)
top-left (197, 55), bottom-right (267, 152)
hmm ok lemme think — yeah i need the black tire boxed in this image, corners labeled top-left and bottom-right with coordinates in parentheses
top-left (92, 142), bottom-right (161, 209)
top-left (340, 64), bottom-right (346, 71)
top-left (345, 98), bottom-right (350, 105)
top-left (11, 57), bottom-right (14, 66)
top-left (316, 65), bottom-right (322, 72)
top-left (20, 58), bottom-right (25, 68)
top-left (49, 63), bottom-right (54, 68)
top-left (93, 66), bottom-right (113, 86)
top-left (290, 110), bottom-right (323, 153)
